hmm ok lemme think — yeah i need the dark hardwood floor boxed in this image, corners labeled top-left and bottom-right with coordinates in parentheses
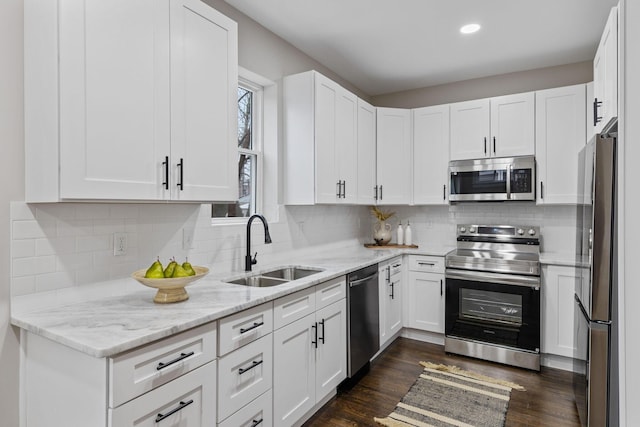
top-left (304, 338), bottom-right (579, 427)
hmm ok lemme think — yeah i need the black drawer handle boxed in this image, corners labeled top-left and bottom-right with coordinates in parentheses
top-left (251, 419), bottom-right (263, 427)
top-left (155, 399), bottom-right (194, 423)
top-left (238, 360), bottom-right (263, 375)
top-left (418, 262), bottom-right (436, 266)
top-left (156, 351), bottom-right (194, 371)
top-left (240, 321), bottom-right (264, 334)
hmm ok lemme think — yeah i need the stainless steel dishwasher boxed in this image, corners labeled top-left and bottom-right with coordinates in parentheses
top-left (346, 263), bottom-right (379, 378)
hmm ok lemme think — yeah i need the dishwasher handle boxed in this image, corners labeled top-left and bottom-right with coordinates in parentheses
top-left (349, 273), bottom-right (378, 287)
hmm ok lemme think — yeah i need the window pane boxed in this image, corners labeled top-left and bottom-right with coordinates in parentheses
top-left (238, 87), bottom-right (252, 149)
top-left (212, 153), bottom-right (256, 218)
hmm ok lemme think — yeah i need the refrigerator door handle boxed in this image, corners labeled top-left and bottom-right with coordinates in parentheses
top-left (574, 294), bottom-right (612, 326)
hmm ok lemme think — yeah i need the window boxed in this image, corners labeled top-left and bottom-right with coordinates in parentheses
top-left (212, 79), bottom-right (262, 218)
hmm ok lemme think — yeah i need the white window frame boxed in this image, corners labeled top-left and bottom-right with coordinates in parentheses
top-left (212, 71), bottom-right (264, 224)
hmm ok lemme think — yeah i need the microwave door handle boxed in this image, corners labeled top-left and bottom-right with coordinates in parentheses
top-left (506, 164), bottom-right (512, 199)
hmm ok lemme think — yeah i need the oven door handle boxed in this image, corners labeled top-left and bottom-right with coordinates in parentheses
top-left (445, 269), bottom-right (540, 289)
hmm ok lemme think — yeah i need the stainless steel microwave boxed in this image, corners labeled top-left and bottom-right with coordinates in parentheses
top-left (449, 156), bottom-right (536, 202)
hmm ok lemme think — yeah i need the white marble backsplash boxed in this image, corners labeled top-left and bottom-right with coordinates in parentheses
top-left (10, 200), bottom-right (577, 298)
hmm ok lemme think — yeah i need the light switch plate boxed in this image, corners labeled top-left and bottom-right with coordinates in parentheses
top-left (113, 233), bottom-right (127, 256)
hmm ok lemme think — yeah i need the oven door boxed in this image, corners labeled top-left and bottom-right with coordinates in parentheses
top-left (445, 269), bottom-right (540, 352)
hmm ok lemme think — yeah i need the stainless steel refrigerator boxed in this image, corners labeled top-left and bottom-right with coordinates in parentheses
top-left (574, 128), bottom-right (619, 427)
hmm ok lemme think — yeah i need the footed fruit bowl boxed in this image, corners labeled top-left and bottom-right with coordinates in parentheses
top-left (131, 266), bottom-right (209, 304)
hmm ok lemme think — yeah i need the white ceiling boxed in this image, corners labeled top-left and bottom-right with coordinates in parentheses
top-left (224, 0), bottom-right (618, 96)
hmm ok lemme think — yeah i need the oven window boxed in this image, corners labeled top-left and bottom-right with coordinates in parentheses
top-left (460, 288), bottom-right (522, 325)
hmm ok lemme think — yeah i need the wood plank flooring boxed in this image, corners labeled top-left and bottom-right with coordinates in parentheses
top-left (304, 337), bottom-right (580, 427)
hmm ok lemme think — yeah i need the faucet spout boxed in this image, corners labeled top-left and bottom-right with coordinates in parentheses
top-left (245, 214), bottom-right (272, 271)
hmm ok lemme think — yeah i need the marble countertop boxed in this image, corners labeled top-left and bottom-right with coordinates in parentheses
top-left (11, 244), bottom-right (452, 358)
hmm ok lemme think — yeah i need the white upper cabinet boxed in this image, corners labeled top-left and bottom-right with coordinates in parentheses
top-left (376, 108), bottom-right (412, 205)
top-left (536, 84), bottom-right (587, 205)
top-left (25, 0), bottom-right (238, 202)
top-left (593, 6), bottom-right (618, 134)
top-left (357, 99), bottom-right (377, 205)
top-left (450, 92), bottom-right (534, 160)
top-left (283, 71), bottom-right (358, 204)
top-left (412, 105), bottom-right (450, 205)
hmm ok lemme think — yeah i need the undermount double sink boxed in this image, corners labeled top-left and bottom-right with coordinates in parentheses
top-left (225, 266), bottom-right (324, 287)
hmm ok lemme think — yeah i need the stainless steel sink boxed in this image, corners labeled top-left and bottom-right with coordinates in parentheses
top-left (224, 266), bottom-right (324, 287)
top-left (261, 266), bottom-right (323, 281)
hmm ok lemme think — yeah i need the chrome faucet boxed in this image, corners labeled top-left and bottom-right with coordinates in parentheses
top-left (245, 214), bottom-right (272, 271)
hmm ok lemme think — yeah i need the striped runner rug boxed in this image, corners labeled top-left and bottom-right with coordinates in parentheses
top-left (374, 361), bottom-right (525, 427)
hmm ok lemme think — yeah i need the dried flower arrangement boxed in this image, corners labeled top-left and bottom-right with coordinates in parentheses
top-left (370, 206), bottom-right (395, 222)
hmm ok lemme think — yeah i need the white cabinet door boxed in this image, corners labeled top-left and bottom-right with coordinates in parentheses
top-left (314, 74), bottom-right (340, 204)
top-left (273, 314), bottom-right (316, 427)
top-left (336, 88), bottom-right (359, 203)
top-left (376, 108), bottom-right (411, 205)
top-left (536, 84), bottom-right (586, 205)
top-left (412, 105), bottom-right (450, 205)
top-left (169, 0), bottom-right (238, 201)
top-left (379, 259), bottom-right (403, 347)
top-left (593, 6), bottom-right (618, 134)
top-left (407, 271), bottom-right (444, 333)
top-left (450, 99), bottom-right (490, 160)
top-left (315, 299), bottom-right (347, 401)
top-left (58, 0), bottom-right (171, 200)
top-left (357, 98), bottom-right (377, 205)
top-left (542, 265), bottom-right (580, 358)
top-left (490, 92), bottom-right (535, 158)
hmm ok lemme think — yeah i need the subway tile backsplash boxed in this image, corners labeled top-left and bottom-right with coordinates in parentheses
top-left (10, 201), bottom-right (576, 297)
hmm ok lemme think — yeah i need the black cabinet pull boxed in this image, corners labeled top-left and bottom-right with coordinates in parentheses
top-left (484, 137), bottom-right (487, 154)
top-left (240, 321), bottom-right (264, 334)
top-left (379, 185), bottom-right (383, 200)
top-left (156, 351), bottom-right (194, 371)
top-left (594, 98), bottom-right (603, 126)
top-left (238, 360), bottom-right (263, 375)
top-left (443, 184), bottom-right (446, 200)
top-left (162, 156), bottom-right (169, 190)
top-left (336, 180), bottom-right (341, 197)
top-left (440, 279), bottom-right (443, 296)
top-left (177, 158), bottom-right (184, 190)
top-left (312, 322), bottom-right (318, 348)
top-left (390, 282), bottom-right (395, 299)
top-left (155, 399), bottom-right (194, 423)
top-left (493, 136), bottom-right (496, 154)
top-left (319, 319), bottom-right (325, 344)
top-left (374, 185), bottom-right (378, 200)
top-left (251, 419), bottom-right (263, 427)
top-left (342, 181), bottom-right (346, 198)
top-left (540, 181), bottom-right (544, 200)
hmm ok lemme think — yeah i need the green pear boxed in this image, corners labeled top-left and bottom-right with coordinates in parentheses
top-left (182, 259), bottom-right (196, 276)
top-left (144, 257), bottom-right (165, 278)
top-left (172, 264), bottom-right (190, 278)
top-left (163, 258), bottom-right (178, 278)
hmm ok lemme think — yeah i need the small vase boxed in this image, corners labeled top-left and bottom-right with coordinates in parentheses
top-left (373, 221), bottom-right (392, 246)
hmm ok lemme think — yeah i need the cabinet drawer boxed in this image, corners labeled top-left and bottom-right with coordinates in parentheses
top-left (109, 361), bottom-right (216, 427)
top-left (273, 286), bottom-right (316, 330)
top-left (218, 389), bottom-right (273, 427)
top-left (219, 302), bottom-right (273, 356)
top-left (408, 255), bottom-right (444, 273)
top-left (109, 322), bottom-right (217, 408)
top-left (315, 276), bottom-right (346, 310)
top-left (217, 334), bottom-right (273, 421)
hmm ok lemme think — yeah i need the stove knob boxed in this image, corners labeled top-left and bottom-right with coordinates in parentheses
top-left (469, 226), bottom-right (476, 233)
top-left (517, 228), bottom-right (524, 236)
top-left (459, 226), bottom-right (467, 233)
top-left (528, 228), bottom-right (536, 236)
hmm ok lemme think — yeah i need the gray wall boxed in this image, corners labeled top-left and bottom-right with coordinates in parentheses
top-left (1, 0), bottom-right (24, 425)
top-left (371, 61), bottom-right (593, 108)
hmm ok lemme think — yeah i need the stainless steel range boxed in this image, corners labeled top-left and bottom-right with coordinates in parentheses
top-left (444, 224), bottom-right (541, 371)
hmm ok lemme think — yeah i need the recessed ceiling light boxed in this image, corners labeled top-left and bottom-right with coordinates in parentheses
top-left (460, 23), bottom-right (481, 34)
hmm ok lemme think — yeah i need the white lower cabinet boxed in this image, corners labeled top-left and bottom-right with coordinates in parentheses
top-left (542, 265), bottom-right (580, 358)
top-left (273, 278), bottom-right (347, 427)
top-left (218, 390), bottom-right (273, 427)
top-left (21, 322), bottom-right (218, 427)
top-left (406, 256), bottom-right (445, 333)
top-left (379, 257), bottom-right (403, 347)
top-left (109, 361), bottom-right (217, 426)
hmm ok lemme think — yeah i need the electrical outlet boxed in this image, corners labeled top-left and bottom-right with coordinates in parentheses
top-left (113, 233), bottom-right (127, 256)
top-left (182, 227), bottom-right (194, 250)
